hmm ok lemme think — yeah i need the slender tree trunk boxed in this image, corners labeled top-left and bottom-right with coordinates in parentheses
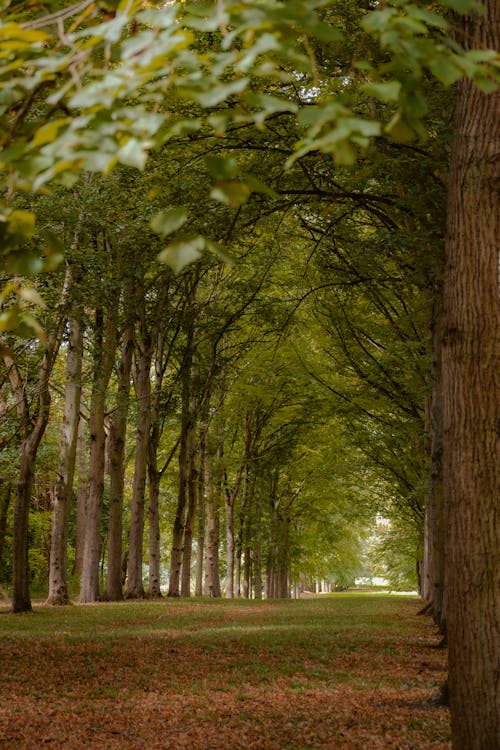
top-left (47, 315), bottom-right (83, 605)
top-left (194, 422), bottom-right (207, 597)
top-left (442, 6), bottom-right (499, 746)
top-left (167, 392), bottom-right (192, 597)
top-left (0, 483), bottom-right (12, 572)
top-left (422, 292), bottom-right (446, 631)
top-left (204, 456), bottom-right (221, 597)
top-left (253, 480), bottom-right (262, 601)
top-left (74, 417), bottom-right (88, 576)
top-left (126, 334), bottom-right (153, 599)
top-left (5, 282), bottom-right (66, 612)
top-left (181, 421), bottom-right (197, 597)
top-left (80, 304), bottom-right (119, 603)
top-left (168, 289), bottom-right (196, 597)
top-left (147, 330), bottom-right (167, 599)
top-left (147, 463), bottom-right (162, 597)
top-left (225, 497), bottom-right (235, 598)
top-left (104, 323), bottom-right (134, 601)
top-left (9, 343), bottom-right (60, 612)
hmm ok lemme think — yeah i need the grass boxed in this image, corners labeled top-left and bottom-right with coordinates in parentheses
top-left (0, 594), bottom-right (450, 749)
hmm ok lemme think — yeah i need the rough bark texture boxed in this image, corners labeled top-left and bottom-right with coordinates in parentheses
top-left (80, 304), bottom-right (118, 603)
top-left (180, 424), bottom-right (197, 597)
top-left (442, 6), bottom-right (500, 747)
top-left (104, 323), bottom-right (134, 601)
top-left (47, 315), bottom-right (83, 605)
top-left (126, 335), bottom-right (152, 599)
top-left (194, 424), bottom-right (207, 597)
top-left (0, 482), bottom-right (12, 572)
top-left (74, 418), bottom-right (88, 576)
top-left (204, 457), bottom-right (221, 598)
top-left (422, 294), bottom-right (446, 631)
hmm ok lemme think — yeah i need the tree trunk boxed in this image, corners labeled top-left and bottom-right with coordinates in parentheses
top-left (126, 334), bottom-right (153, 599)
top-left (180, 422), bottom-right (197, 597)
top-left (104, 323), bottom-right (134, 601)
top-left (167, 406), bottom-right (191, 597)
top-left (422, 292), bottom-right (446, 630)
top-left (225, 497), bottom-right (235, 598)
top-left (253, 480), bottom-right (263, 601)
top-left (0, 482), bottom-right (12, 572)
top-left (11, 350), bottom-right (60, 611)
top-left (194, 422), bottom-right (207, 597)
top-left (74, 417), bottom-right (88, 576)
top-left (80, 304), bottom-right (119, 603)
top-left (47, 315), bottom-right (83, 605)
top-left (204, 456), bottom-right (221, 597)
top-left (442, 6), bottom-right (499, 746)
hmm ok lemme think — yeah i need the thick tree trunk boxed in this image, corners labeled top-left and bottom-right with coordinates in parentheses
top-left (80, 305), bottom-right (118, 603)
top-left (126, 336), bottom-right (153, 599)
top-left (104, 323), bottom-right (134, 601)
top-left (47, 315), bottom-right (83, 605)
top-left (442, 6), bottom-right (499, 746)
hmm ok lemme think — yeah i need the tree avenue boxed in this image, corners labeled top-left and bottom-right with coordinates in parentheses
top-left (0, 1), bottom-right (498, 748)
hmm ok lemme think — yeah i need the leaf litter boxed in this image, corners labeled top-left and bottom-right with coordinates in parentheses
top-left (0, 595), bottom-right (449, 749)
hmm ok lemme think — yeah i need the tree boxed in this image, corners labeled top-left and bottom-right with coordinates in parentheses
top-left (441, 3), bottom-right (499, 746)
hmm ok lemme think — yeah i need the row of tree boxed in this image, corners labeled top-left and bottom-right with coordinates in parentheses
top-left (0, 2), bottom-right (497, 748)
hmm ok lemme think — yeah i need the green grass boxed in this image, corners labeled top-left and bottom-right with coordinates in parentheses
top-left (0, 594), bottom-right (450, 749)
top-left (0, 592), bottom-right (417, 641)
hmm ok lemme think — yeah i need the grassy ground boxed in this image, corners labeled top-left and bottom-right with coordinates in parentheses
top-left (0, 594), bottom-right (449, 749)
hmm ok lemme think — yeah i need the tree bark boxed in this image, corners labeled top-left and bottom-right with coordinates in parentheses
top-left (8, 338), bottom-right (61, 612)
top-left (204, 454), bottom-right (221, 597)
top-left (147, 330), bottom-right (167, 598)
top-left (74, 417), bottom-right (88, 576)
top-left (422, 291), bottom-right (446, 630)
top-left (194, 421), bottom-right (207, 597)
top-left (103, 323), bottom-right (134, 601)
top-left (442, 5), bottom-right (499, 746)
top-left (125, 333), bottom-right (153, 599)
top-left (0, 482), bottom-right (12, 573)
top-left (47, 314), bottom-right (83, 605)
top-left (180, 421), bottom-right (197, 597)
top-left (80, 303), bottom-right (119, 603)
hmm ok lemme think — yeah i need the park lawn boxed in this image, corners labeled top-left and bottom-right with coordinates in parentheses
top-left (0, 594), bottom-right (449, 749)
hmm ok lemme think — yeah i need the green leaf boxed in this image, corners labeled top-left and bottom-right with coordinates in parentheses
top-left (244, 175), bottom-right (278, 199)
top-left (362, 81), bottom-right (401, 103)
top-left (428, 56), bottom-right (462, 86)
top-left (7, 209), bottom-right (35, 239)
top-left (385, 113), bottom-right (415, 143)
top-left (157, 237), bottom-right (204, 273)
top-left (117, 138), bottom-right (148, 170)
top-left (195, 79), bottom-right (249, 108)
top-left (205, 155), bottom-right (239, 180)
top-left (150, 208), bottom-right (188, 236)
top-left (211, 181), bottom-right (251, 207)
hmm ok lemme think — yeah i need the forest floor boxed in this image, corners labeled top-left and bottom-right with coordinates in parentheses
top-left (0, 594), bottom-right (449, 749)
